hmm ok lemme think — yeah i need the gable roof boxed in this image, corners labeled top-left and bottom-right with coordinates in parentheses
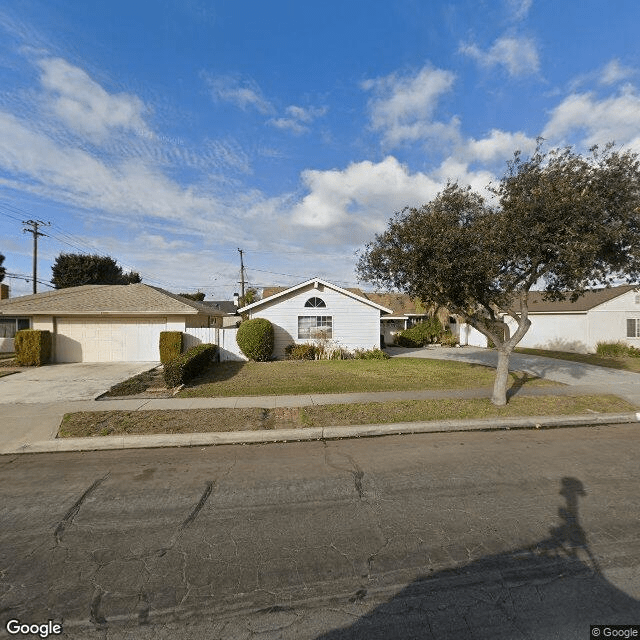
top-left (239, 278), bottom-right (393, 314)
top-left (363, 292), bottom-right (430, 318)
top-left (526, 285), bottom-right (638, 313)
top-left (201, 300), bottom-right (238, 315)
top-left (0, 284), bottom-right (225, 316)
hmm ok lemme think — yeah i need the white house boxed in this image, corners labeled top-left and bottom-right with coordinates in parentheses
top-left (457, 285), bottom-right (640, 353)
top-left (0, 284), bottom-right (227, 362)
top-left (238, 278), bottom-right (393, 359)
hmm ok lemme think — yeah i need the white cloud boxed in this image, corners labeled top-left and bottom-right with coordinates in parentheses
top-left (362, 65), bottom-right (458, 147)
top-left (202, 73), bottom-right (273, 114)
top-left (460, 36), bottom-right (540, 77)
top-left (37, 58), bottom-right (148, 141)
top-left (600, 59), bottom-right (635, 85)
top-left (0, 110), bottom-right (235, 234)
top-left (459, 129), bottom-right (537, 164)
top-left (506, 0), bottom-right (533, 21)
top-left (542, 86), bottom-right (640, 151)
top-left (268, 104), bottom-right (327, 134)
top-left (291, 156), bottom-right (442, 230)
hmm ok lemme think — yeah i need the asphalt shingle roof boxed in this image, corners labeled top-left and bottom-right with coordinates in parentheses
top-left (0, 284), bottom-right (225, 316)
top-left (526, 285), bottom-right (638, 312)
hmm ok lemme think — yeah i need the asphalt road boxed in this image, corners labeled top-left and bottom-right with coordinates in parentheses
top-left (1, 426), bottom-right (639, 639)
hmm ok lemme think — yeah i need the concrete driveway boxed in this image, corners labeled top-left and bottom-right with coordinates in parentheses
top-left (0, 362), bottom-right (159, 404)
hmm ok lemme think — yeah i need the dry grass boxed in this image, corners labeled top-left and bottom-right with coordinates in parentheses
top-left (58, 394), bottom-right (633, 438)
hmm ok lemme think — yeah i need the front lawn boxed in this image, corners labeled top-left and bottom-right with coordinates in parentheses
top-left (514, 347), bottom-right (640, 373)
top-left (177, 357), bottom-right (555, 398)
top-left (59, 394), bottom-right (634, 438)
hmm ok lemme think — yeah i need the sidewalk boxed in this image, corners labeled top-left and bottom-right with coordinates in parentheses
top-left (2, 383), bottom-right (639, 455)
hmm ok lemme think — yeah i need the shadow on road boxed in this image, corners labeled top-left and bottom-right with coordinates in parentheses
top-left (315, 477), bottom-right (640, 640)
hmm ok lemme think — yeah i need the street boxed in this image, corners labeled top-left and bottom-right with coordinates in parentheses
top-left (1, 425), bottom-right (639, 639)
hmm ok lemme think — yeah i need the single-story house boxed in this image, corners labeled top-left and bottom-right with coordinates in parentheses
top-left (239, 278), bottom-right (393, 358)
top-left (457, 285), bottom-right (640, 353)
top-left (0, 283), bottom-right (226, 362)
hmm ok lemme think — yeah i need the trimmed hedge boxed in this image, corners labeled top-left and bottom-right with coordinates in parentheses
top-left (14, 329), bottom-right (52, 366)
top-left (159, 331), bottom-right (183, 364)
top-left (163, 343), bottom-right (218, 387)
top-left (236, 318), bottom-right (274, 361)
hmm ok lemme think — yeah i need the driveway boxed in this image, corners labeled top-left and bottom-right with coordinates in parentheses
top-left (0, 362), bottom-right (159, 404)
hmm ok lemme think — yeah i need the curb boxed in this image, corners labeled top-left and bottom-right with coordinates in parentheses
top-left (3, 411), bottom-right (640, 455)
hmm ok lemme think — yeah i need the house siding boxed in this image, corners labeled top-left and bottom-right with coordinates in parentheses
top-left (506, 313), bottom-right (590, 353)
top-left (588, 289), bottom-right (640, 349)
top-left (247, 283), bottom-right (382, 358)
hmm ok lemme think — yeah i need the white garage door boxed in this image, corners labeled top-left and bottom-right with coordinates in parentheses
top-left (55, 318), bottom-right (167, 362)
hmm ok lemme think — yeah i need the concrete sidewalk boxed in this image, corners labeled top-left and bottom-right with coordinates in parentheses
top-left (1, 383), bottom-right (639, 455)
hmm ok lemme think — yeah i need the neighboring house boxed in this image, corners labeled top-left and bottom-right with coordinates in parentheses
top-left (201, 300), bottom-right (240, 327)
top-left (457, 285), bottom-right (640, 353)
top-left (362, 293), bottom-right (437, 346)
top-left (238, 278), bottom-right (393, 358)
top-left (0, 284), bottom-right (225, 362)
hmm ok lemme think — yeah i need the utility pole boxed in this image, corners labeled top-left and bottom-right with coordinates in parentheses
top-left (237, 248), bottom-right (245, 302)
top-left (23, 220), bottom-right (50, 294)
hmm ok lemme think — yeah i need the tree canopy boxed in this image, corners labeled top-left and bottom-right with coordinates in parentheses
top-left (357, 143), bottom-right (640, 405)
top-left (178, 292), bottom-right (206, 301)
top-left (0, 253), bottom-right (5, 283)
top-left (51, 253), bottom-right (142, 289)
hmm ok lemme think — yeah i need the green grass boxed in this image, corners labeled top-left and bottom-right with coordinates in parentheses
top-left (58, 394), bottom-right (635, 438)
top-left (177, 357), bottom-right (555, 398)
top-left (514, 347), bottom-right (640, 374)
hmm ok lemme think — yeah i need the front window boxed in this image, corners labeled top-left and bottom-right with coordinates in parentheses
top-left (298, 316), bottom-right (333, 339)
top-left (627, 319), bottom-right (640, 338)
top-left (304, 297), bottom-right (326, 308)
top-left (0, 318), bottom-right (30, 338)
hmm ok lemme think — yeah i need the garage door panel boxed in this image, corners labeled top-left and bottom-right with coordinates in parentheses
top-left (55, 318), bottom-right (166, 362)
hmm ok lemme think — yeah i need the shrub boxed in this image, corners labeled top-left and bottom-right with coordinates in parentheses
top-left (394, 318), bottom-right (443, 347)
top-left (163, 343), bottom-right (218, 387)
top-left (596, 341), bottom-right (630, 357)
top-left (285, 343), bottom-right (317, 360)
top-left (159, 331), bottom-right (183, 364)
top-left (439, 331), bottom-right (458, 347)
top-left (14, 329), bottom-right (52, 366)
top-left (353, 348), bottom-right (390, 360)
top-left (236, 318), bottom-right (274, 361)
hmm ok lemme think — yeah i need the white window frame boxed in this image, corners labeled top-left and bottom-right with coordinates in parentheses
top-left (298, 315), bottom-right (333, 339)
top-left (0, 317), bottom-right (31, 338)
top-left (627, 319), bottom-right (640, 338)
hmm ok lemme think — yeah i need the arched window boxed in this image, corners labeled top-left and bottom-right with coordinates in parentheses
top-left (305, 297), bottom-right (326, 308)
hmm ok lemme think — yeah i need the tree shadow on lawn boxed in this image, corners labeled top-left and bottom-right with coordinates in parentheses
top-left (186, 361), bottom-right (247, 387)
top-left (315, 477), bottom-right (640, 640)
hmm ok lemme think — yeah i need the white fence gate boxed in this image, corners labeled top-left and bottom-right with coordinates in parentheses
top-left (182, 327), bottom-right (247, 361)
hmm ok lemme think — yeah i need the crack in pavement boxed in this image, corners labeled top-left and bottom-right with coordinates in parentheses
top-left (54, 473), bottom-right (110, 544)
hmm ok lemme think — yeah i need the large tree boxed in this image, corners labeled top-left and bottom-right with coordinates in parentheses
top-left (0, 253), bottom-right (5, 283)
top-left (52, 253), bottom-right (142, 289)
top-left (357, 144), bottom-right (640, 405)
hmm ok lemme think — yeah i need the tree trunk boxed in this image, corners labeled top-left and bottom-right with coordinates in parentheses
top-left (491, 347), bottom-right (512, 406)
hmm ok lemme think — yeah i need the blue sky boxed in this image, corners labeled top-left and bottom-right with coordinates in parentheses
top-left (1, 0), bottom-right (639, 299)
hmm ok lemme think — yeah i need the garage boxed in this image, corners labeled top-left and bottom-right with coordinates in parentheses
top-left (55, 318), bottom-right (168, 362)
top-left (0, 283), bottom-right (227, 363)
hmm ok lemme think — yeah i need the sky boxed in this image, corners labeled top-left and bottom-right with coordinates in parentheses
top-left (1, 0), bottom-right (639, 299)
